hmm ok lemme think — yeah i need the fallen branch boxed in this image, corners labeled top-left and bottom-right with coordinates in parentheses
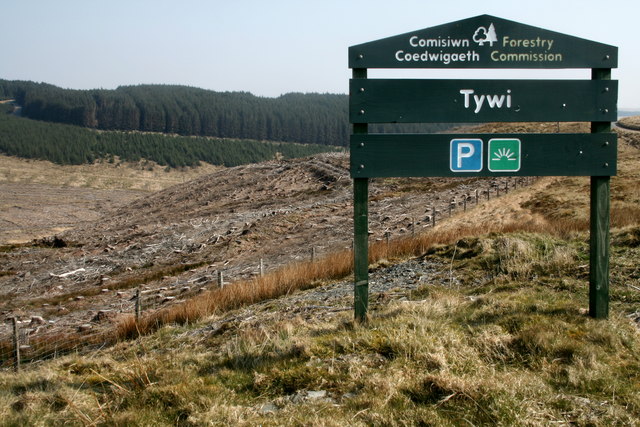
top-left (50, 268), bottom-right (86, 279)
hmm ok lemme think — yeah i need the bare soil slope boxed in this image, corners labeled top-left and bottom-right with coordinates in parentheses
top-left (0, 155), bottom-right (221, 243)
top-left (0, 158), bottom-right (510, 341)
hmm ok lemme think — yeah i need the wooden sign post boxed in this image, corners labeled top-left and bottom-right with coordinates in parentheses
top-left (349, 15), bottom-right (618, 321)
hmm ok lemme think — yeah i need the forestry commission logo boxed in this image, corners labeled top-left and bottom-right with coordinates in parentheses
top-left (473, 23), bottom-right (497, 46)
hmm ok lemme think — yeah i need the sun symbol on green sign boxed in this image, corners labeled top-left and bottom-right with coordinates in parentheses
top-left (492, 147), bottom-right (517, 161)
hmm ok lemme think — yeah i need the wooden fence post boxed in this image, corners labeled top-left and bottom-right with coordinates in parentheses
top-left (259, 258), bottom-right (264, 277)
top-left (12, 317), bottom-right (20, 372)
top-left (135, 288), bottom-right (141, 321)
top-left (218, 270), bottom-right (224, 288)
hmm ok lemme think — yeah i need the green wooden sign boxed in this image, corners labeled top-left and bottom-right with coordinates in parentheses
top-left (349, 15), bottom-right (618, 69)
top-left (348, 15), bottom-right (618, 322)
top-left (350, 79), bottom-right (617, 123)
top-left (350, 134), bottom-right (617, 178)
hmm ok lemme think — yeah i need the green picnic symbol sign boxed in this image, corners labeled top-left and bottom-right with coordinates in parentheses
top-left (488, 139), bottom-right (520, 172)
top-left (349, 15), bottom-right (618, 322)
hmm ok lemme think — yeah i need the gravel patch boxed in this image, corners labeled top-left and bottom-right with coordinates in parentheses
top-left (197, 256), bottom-right (449, 336)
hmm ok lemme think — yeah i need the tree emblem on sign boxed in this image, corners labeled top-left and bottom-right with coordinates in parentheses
top-left (473, 23), bottom-right (497, 46)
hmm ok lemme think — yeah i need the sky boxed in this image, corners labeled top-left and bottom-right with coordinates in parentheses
top-left (1, 0), bottom-right (639, 108)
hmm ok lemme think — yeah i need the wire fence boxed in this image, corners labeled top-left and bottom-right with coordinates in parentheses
top-left (0, 319), bottom-right (113, 372)
top-left (1, 176), bottom-right (539, 372)
top-left (0, 257), bottom-right (300, 371)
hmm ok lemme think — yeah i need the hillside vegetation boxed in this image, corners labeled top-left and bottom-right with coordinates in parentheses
top-left (0, 103), bottom-right (340, 167)
top-left (0, 80), bottom-right (451, 147)
top-left (0, 123), bottom-right (639, 425)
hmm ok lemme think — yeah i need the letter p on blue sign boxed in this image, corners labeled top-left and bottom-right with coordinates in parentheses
top-left (450, 139), bottom-right (483, 172)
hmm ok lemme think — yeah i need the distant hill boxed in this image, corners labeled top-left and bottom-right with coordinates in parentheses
top-left (0, 80), bottom-right (452, 147)
top-left (619, 109), bottom-right (640, 118)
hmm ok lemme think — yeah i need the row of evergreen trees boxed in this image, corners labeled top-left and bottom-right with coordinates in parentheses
top-left (0, 80), bottom-right (452, 147)
top-left (0, 80), bottom-right (349, 145)
top-left (0, 103), bottom-right (339, 167)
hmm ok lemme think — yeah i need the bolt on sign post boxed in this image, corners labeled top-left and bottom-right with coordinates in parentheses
top-left (349, 15), bottom-right (618, 322)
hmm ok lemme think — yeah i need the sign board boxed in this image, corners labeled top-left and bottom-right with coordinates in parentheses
top-left (349, 15), bottom-right (618, 69)
top-left (350, 133), bottom-right (616, 177)
top-left (349, 15), bottom-right (618, 321)
top-left (350, 79), bottom-right (617, 123)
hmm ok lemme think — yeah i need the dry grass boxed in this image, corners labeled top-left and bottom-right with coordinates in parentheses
top-left (3, 234), bottom-right (638, 425)
top-left (0, 154), bottom-right (219, 191)
top-left (2, 183), bottom-right (640, 424)
top-left (116, 212), bottom-right (595, 340)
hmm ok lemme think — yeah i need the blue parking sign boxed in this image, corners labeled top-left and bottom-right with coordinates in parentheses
top-left (450, 139), bottom-right (483, 172)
